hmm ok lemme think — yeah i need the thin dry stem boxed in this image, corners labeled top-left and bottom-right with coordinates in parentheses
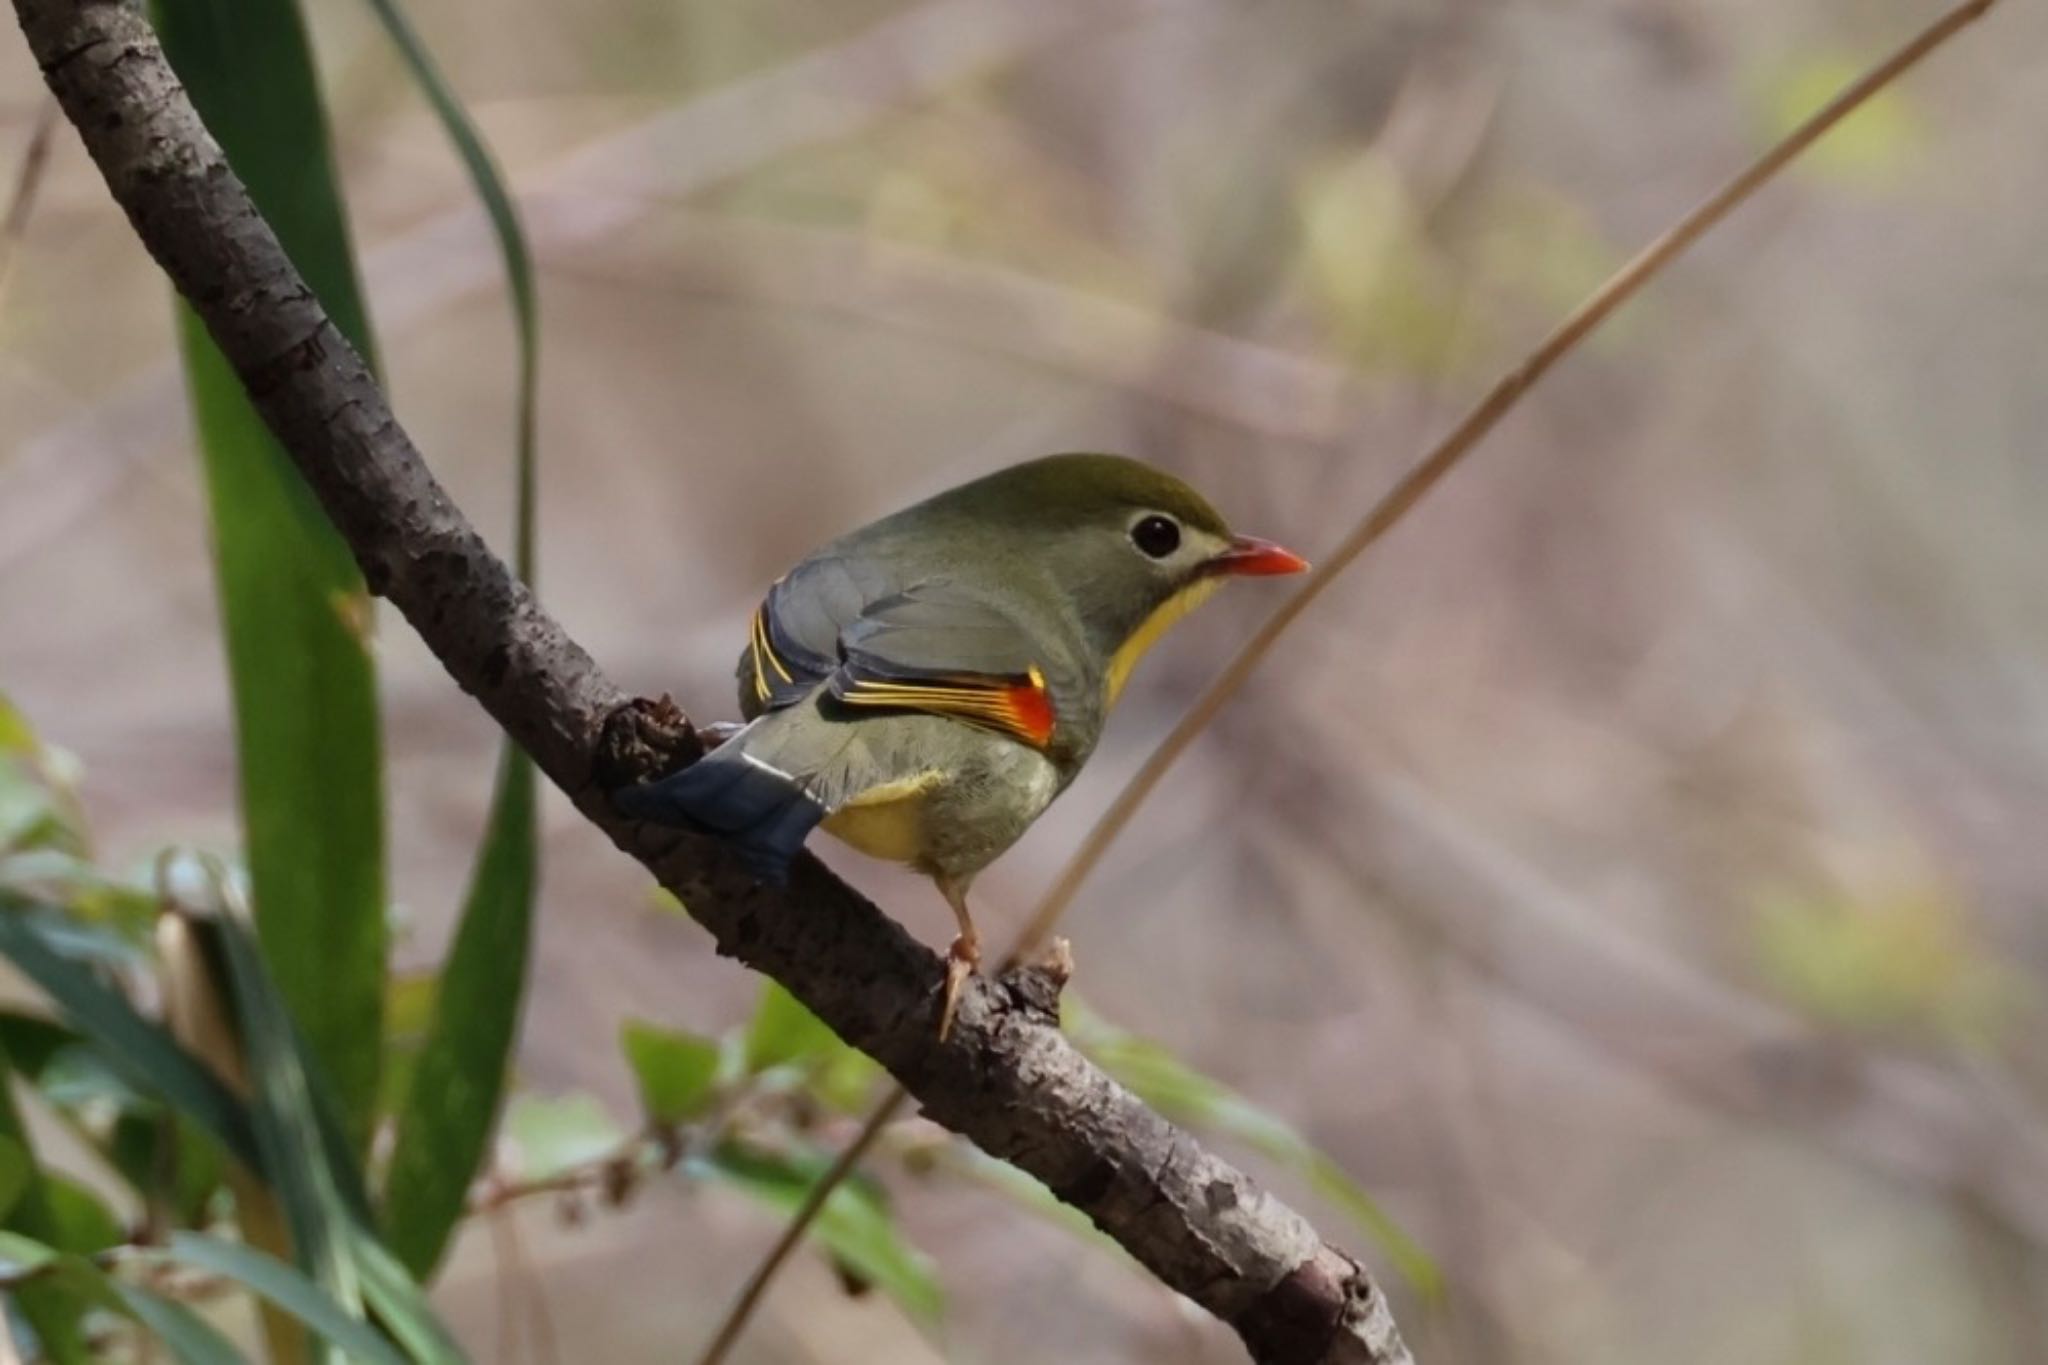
top-left (693, 1089), bottom-right (913, 1365)
top-left (696, 2), bottom-right (2004, 1357)
top-left (0, 95), bottom-right (58, 315)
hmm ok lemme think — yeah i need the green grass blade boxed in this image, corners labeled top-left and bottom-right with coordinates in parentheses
top-left (0, 904), bottom-right (256, 1166)
top-left (0, 1229), bottom-right (253, 1364)
top-left (151, 0), bottom-right (388, 1150)
top-left (110, 1284), bottom-right (252, 1365)
top-left (350, 1228), bottom-right (471, 1365)
top-left (203, 913), bottom-right (363, 1338)
top-left (380, 750), bottom-right (536, 1276)
top-left (202, 914), bottom-right (466, 1360)
top-left (365, 0), bottom-right (543, 1280)
top-left (144, 1233), bottom-right (411, 1365)
top-left (354, 0), bottom-right (539, 572)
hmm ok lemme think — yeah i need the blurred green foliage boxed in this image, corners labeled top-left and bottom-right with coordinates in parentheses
top-left (1749, 52), bottom-right (1925, 186)
top-left (1753, 882), bottom-right (2016, 1046)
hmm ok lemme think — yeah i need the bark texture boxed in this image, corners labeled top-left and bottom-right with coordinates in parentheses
top-left (13, 3), bottom-right (1412, 1360)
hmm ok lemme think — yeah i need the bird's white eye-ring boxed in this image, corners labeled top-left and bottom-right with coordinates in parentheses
top-left (1130, 514), bottom-right (1181, 559)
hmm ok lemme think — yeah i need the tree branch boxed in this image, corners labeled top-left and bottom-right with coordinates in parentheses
top-left (11, 2), bottom-right (1411, 1360)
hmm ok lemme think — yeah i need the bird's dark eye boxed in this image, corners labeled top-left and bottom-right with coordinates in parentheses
top-left (1130, 514), bottom-right (1181, 559)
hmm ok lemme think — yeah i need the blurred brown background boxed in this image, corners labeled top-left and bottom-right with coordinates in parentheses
top-left (5, 0), bottom-right (2047, 1360)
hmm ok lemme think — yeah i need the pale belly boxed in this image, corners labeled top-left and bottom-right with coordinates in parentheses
top-left (821, 779), bottom-right (937, 863)
top-left (819, 743), bottom-right (1064, 880)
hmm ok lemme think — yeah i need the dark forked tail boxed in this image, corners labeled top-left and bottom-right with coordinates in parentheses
top-left (611, 741), bottom-right (826, 883)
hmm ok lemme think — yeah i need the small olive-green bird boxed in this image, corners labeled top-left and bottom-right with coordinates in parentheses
top-left (614, 453), bottom-right (1306, 1035)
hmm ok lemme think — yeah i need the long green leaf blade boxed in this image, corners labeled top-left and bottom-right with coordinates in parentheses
top-left (350, 1228), bottom-right (471, 1365)
top-left (0, 1229), bottom-right (252, 1364)
top-left (143, 1233), bottom-right (412, 1365)
top-left (202, 912), bottom-right (365, 1359)
top-left (382, 751), bottom-right (535, 1277)
top-left (110, 1284), bottom-right (252, 1365)
top-left (367, 0), bottom-right (543, 1279)
top-left (0, 904), bottom-right (256, 1165)
top-left (202, 913), bottom-right (466, 1360)
top-left (151, 0), bottom-right (388, 1149)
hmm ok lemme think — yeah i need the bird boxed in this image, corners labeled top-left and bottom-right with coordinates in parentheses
top-left (612, 453), bottom-right (1307, 1037)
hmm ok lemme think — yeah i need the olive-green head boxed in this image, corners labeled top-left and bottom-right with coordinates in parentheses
top-left (901, 452), bottom-right (1308, 678)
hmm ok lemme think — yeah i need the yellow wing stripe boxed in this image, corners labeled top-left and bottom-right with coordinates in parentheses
top-left (759, 610), bottom-right (793, 683)
top-left (748, 604), bottom-right (800, 705)
top-left (748, 609), bottom-right (772, 703)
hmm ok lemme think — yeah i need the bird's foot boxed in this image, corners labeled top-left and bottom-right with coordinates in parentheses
top-left (937, 932), bottom-right (981, 1042)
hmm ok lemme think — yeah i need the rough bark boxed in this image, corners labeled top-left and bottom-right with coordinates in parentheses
top-left (12, 2), bottom-right (1412, 1360)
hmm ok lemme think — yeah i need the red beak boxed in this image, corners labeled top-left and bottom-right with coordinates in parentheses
top-left (1207, 534), bottom-right (1310, 577)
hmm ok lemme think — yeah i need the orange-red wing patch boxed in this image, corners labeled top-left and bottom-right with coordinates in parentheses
top-left (834, 665), bottom-right (1056, 749)
top-left (1002, 673), bottom-right (1056, 748)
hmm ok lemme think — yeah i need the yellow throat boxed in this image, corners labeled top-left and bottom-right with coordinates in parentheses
top-left (1105, 577), bottom-right (1223, 706)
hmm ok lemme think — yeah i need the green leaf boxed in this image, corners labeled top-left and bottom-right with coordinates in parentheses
top-left (0, 1230), bottom-right (250, 1365)
top-left (745, 982), bottom-right (839, 1074)
top-left (0, 850), bottom-right (156, 938)
top-left (744, 983), bottom-right (881, 1113)
top-left (0, 904), bottom-right (257, 1167)
top-left (0, 906), bottom-right (146, 972)
top-left (108, 1113), bottom-right (227, 1230)
top-left (0, 758), bottom-right (79, 860)
top-left (0, 1012), bottom-right (227, 1223)
top-left (0, 916), bottom-right (456, 1357)
top-left (1069, 1001), bottom-right (1441, 1299)
top-left (37, 1176), bottom-right (122, 1256)
top-left (192, 918), bottom-right (465, 1360)
top-left (204, 913), bottom-right (364, 1321)
top-left (348, 1231), bottom-right (469, 1365)
top-left (701, 1143), bottom-right (941, 1322)
top-left (152, 0), bottom-right (388, 1152)
top-left (0, 1061), bottom-right (92, 1363)
top-left (383, 752), bottom-right (538, 1278)
top-left (0, 1227), bottom-right (58, 1276)
top-left (373, 972), bottom-right (437, 1119)
top-left (109, 1283), bottom-right (252, 1365)
top-left (502, 1093), bottom-right (625, 1181)
top-left (621, 1019), bottom-right (722, 1124)
top-left (0, 692), bottom-right (36, 758)
top-left (352, 0), bottom-right (540, 575)
top-left (139, 1233), bottom-right (411, 1365)
top-left (0, 1135), bottom-right (30, 1222)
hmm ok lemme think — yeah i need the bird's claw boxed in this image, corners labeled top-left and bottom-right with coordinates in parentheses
top-left (937, 932), bottom-right (981, 1041)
